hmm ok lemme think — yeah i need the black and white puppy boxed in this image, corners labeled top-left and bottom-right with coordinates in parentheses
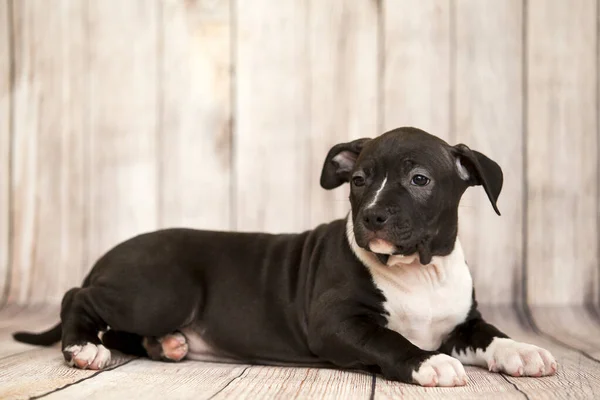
top-left (14, 127), bottom-right (556, 387)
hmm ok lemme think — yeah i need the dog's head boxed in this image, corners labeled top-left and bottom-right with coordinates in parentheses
top-left (320, 127), bottom-right (503, 265)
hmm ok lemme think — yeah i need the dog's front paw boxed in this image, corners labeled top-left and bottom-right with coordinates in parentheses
top-left (63, 342), bottom-right (112, 370)
top-left (412, 353), bottom-right (468, 387)
top-left (486, 338), bottom-right (557, 377)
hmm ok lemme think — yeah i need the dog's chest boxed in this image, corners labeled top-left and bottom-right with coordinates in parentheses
top-left (370, 259), bottom-right (473, 351)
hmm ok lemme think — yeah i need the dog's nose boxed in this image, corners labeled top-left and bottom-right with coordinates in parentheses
top-left (362, 209), bottom-right (389, 231)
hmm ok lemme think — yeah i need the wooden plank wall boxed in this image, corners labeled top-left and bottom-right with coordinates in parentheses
top-left (87, 1), bottom-right (159, 270)
top-left (159, 0), bottom-right (232, 231)
top-left (0, 0), bottom-right (10, 304)
top-left (307, 0), bottom-right (378, 228)
top-left (454, 0), bottom-right (524, 306)
top-left (0, 0), bottom-right (597, 307)
top-left (526, 0), bottom-right (598, 305)
top-left (9, 0), bottom-right (88, 305)
top-left (235, 0), bottom-right (309, 231)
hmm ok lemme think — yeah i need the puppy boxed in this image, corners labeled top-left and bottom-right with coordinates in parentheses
top-left (14, 127), bottom-right (556, 386)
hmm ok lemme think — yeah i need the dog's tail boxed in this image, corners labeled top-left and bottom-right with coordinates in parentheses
top-left (13, 322), bottom-right (62, 346)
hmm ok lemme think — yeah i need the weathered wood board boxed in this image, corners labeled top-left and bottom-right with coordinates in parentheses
top-left (86, 0), bottom-right (159, 266)
top-left (0, 0), bottom-right (11, 305)
top-left (9, 0), bottom-right (87, 304)
top-left (454, 0), bottom-right (524, 305)
top-left (235, 0), bottom-right (310, 233)
top-left (526, 0), bottom-right (598, 305)
top-left (382, 0), bottom-right (451, 140)
top-left (159, 0), bottom-right (232, 232)
top-left (306, 0), bottom-right (379, 227)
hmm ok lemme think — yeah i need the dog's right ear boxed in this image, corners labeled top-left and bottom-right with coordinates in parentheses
top-left (320, 138), bottom-right (371, 190)
top-left (452, 144), bottom-right (503, 216)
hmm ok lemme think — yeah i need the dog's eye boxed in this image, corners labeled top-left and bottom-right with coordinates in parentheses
top-left (411, 174), bottom-right (430, 187)
top-left (352, 175), bottom-right (366, 187)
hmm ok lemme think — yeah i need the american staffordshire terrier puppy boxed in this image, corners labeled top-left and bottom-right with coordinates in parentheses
top-left (14, 127), bottom-right (556, 386)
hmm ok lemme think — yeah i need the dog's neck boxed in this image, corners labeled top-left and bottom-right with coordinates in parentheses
top-left (345, 215), bottom-right (467, 283)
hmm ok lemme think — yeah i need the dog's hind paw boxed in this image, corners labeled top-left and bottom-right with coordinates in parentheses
top-left (159, 332), bottom-right (188, 361)
top-left (143, 332), bottom-right (189, 362)
top-left (63, 343), bottom-right (112, 370)
top-left (412, 354), bottom-right (468, 387)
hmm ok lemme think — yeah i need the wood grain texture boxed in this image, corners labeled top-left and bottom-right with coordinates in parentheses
top-left (210, 366), bottom-right (372, 399)
top-left (0, 348), bottom-right (132, 400)
top-left (9, 0), bottom-right (87, 304)
top-left (375, 366), bottom-right (522, 399)
top-left (0, 304), bottom-right (58, 330)
top-left (382, 0), bottom-right (451, 140)
top-left (41, 360), bottom-right (247, 400)
top-left (43, 362), bottom-right (371, 400)
top-left (159, 0), bottom-right (232, 231)
top-left (0, 306), bottom-right (130, 400)
top-left (530, 306), bottom-right (600, 359)
top-left (454, 0), bottom-right (523, 305)
top-left (0, 305), bottom-right (59, 358)
top-left (87, 0), bottom-right (159, 265)
top-left (0, 348), bottom-right (95, 400)
top-left (0, 0), bottom-right (10, 305)
top-left (235, 0), bottom-right (310, 232)
top-left (307, 0), bottom-right (378, 228)
top-left (526, 0), bottom-right (598, 305)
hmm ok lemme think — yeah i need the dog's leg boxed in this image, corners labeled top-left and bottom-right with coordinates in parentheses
top-left (101, 330), bottom-right (147, 356)
top-left (60, 288), bottom-right (112, 370)
top-left (102, 329), bottom-right (188, 362)
top-left (439, 310), bottom-right (557, 377)
top-left (312, 317), bottom-right (467, 387)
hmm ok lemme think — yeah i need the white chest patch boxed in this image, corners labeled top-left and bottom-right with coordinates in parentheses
top-left (346, 218), bottom-right (473, 351)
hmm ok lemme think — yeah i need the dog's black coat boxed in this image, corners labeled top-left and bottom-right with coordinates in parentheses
top-left (14, 127), bottom-right (511, 384)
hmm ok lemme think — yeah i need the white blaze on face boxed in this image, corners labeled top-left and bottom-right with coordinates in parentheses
top-left (366, 175), bottom-right (388, 209)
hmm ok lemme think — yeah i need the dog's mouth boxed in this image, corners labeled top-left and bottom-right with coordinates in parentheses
top-left (368, 238), bottom-right (397, 255)
top-left (367, 238), bottom-right (432, 265)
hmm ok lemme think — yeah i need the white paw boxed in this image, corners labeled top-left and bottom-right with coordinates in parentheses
top-left (412, 354), bottom-right (468, 387)
top-left (486, 338), bottom-right (557, 377)
top-left (64, 343), bottom-right (112, 370)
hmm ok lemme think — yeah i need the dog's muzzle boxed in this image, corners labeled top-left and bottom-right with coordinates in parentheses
top-left (367, 236), bottom-right (433, 266)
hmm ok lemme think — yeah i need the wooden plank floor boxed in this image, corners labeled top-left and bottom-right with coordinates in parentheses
top-left (1, 306), bottom-right (599, 399)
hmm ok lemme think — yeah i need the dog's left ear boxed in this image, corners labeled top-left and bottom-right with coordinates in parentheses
top-left (453, 144), bottom-right (503, 215)
top-left (320, 138), bottom-right (371, 190)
